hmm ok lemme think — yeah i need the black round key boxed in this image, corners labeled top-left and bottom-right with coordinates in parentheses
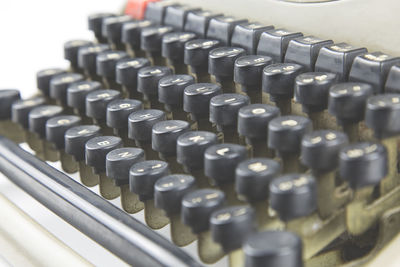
top-left (50, 73), bottom-right (84, 105)
top-left (128, 109), bottom-right (166, 142)
top-left (206, 16), bottom-right (248, 46)
top-left (182, 189), bottom-right (225, 234)
top-left (328, 82), bottom-right (373, 125)
top-left (65, 125), bottom-right (101, 161)
top-left (177, 131), bottom-right (219, 170)
top-left (208, 47), bottom-right (246, 81)
top-left (234, 55), bottom-right (272, 90)
top-left (235, 158), bottom-right (281, 202)
top-left (164, 5), bottom-right (201, 31)
top-left (295, 72), bottom-right (338, 113)
top-left (339, 142), bottom-right (387, 189)
top-left (96, 51), bottom-right (129, 79)
top-left (244, 230), bottom-right (303, 267)
top-left (385, 65), bottom-right (400, 93)
top-left (116, 57), bottom-right (151, 87)
top-left (162, 32), bottom-right (197, 63)
top-left (36, 68), bottom-right (67, 97)
top-left (85, 136), bottom-right (123, 174)
top-left (238, 104), bottom-right (280, 140)
top-left (101, 15), bottom-right (133, 45)
top-left (269, 173), bottom-right (317, 221)
top-left (0, 89), bottom-right (20, 120)
top-left (184, 39), bottom-right (220, 74)
top-left (67, 81), bottom-right (102, 113)
top-left (262, 63), bottom-right (304, 100)
top-left (184, 10), bottom-right (223, 38)
top-left (64, 40), bottom-right (93, 68)
top-left (152, 120), bottom-right (190, 157)
top-left (88, 13), bottom-right (116, 41)
top-left (301, 130), bottom-right (348, 173)
top-left (365, 94), bottom-right (400, 139)
top-left (141, 26), bottom-right (174, 53)
top-left (154, 174), bottom-right (196, 216)
top-left (78, 44), bottom-right (111, 76)
top-left (106, 147), bottom-right (145, 186)
top-left (137, 66), bottom-right (173, 97)
top-left (45, 115), bottom-right (81, 149)
top-left (231, 22), bottom-right (274, 55)
top-left (204, 143), bottom-right (247, 185)
top-left (210, 205), bottom-right (256, 253)
top-left (210, 93), bottom-right (250, 128)
top-left (86, 89), bottom-right (121, 121)
top-left (183, 83), bottom-right (222, 120)
top-left (12, 97), bottom-right (45, 129)
top-left (122, 20), bottom-right (155, 50)
top-left (130, 160), bottom-right (169, 201)
top-left (106, 98), bottom-right (142, 130)
top-left (28, 105), bottom-right (63, 138)
top-left (158, 74), bottom-right (195, 107)
top-left (268, 115), bottom-right (313, 154)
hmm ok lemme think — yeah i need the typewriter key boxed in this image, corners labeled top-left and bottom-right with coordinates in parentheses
top-left (45, 115), bottom-right (81, 171)
top-left (115, 57), bottom-right (151, 99)
top-left (106, 98), bottom-right (142, 145)
top-left (182, 189), bottom-right (226, 263)
top-left (262, 63), bottom-right (304, 114)
top-left (238, 104), bottom-right (280, 157)
top-left (385, 65), bottom-right (400, 93)
top-left (64, 40), bottom-right (93, 72)
top-left (0, 89), bottom-right (23, 143)
top-left (96, 50), bottom-right (129, 90)
top-left (204, 143), bottom-right (247, 204)
top-left (268, 115), bottom-right (312, 173)
top-left (155, 174), bottom-right (197, 246)
top-left (234, 55), bottom-right (273, 103)
top-left (78, 44), bottom-right (111, 80)
top-left (144, 1), bottom-right (177, 25)
top-left (231, 22), bottom-right (273, 54)
top-left (162, 32), bottom-right (196, 74)
top-left (183, 83), bottom-right (222, 131)
top-left (257, 29), bottom-right (303, 63)
top-left (130, 160), bottom-right (170, 229)
top-left (122, 20), bottom-right (155, 57)
top-left (85, 136), bottom-right (123, 199)
top-left (207, 16), bottom-right (248, 46)
top-left (50, 73), bottom-right (84, 109)
top-left (164, 5), bottom-right (201, 31)
top-left (208, 47), bottom-right (246, 93)
top-left (158, 74), bottom-right (195, 120)
top-left (128, 109), bottom-right (166, 160)
top-left (106, 147), bottom-right (145, 213)
top-left (284, 36), bottom-right (333, 72)
top-left (67, 81), bottom-right (102, 119)
top-left (152, 120), bottom-right (190, 173)
top-left (210, 93), bottom-right (250, 143)
top-left (65, 125), bottom-right (101, 186)
top-left (141, 26), bottom-right (174, 65)
top-left (36, 68), bottom-right (67, 100)
top-left (184, 39), bottom-right (220, 82)
top-left (328, 82), bottom-right (373, 142)
top-left (294, 72), bottom-right (338, 129)
top-left (177, 131), bottom-right (218, 187)
top-left (102, 15), bottom-right (133, 50)
top-left (184, 10), bottom-right (223, 38)
top-left (88, 13), bottom-right (115, 43)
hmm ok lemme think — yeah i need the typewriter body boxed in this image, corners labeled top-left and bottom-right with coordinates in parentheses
top-left (1, 0), bottom-right (400, 266)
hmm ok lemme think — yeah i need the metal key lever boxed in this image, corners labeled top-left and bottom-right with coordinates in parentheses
top-left (0, 136), bottom-right (202, 267)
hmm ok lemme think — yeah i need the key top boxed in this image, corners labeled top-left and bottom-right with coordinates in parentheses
top-left (106, 147), bottom-right (145, 213)
top-left (155, 174), bottom-right (197, 246)
top-left (385, 65), bottom-right (400, 93)
top-left (78, 44), bottom-right (111, 79)
top-left (208, 47), bottom-right (246, 93)
top-left (349, 52), bottom-right (400, 94)
top-left (158, 74), bottom-right (195, 120)
top-left (231, 22), bottom-right (273, 54)
top-left (130, 160), bottom-right (170, 229)
top-left (315, 43), bottom-right (367, 81)
top-left (257, 29), bottom-right (303, 63)
top-left (207, 16), bottom-right (248, 46)
top-left (0, 90), bottom-right (22, 143)
top-left (36, 68), bottom-right (67, 98)
top-left (284, 36), bottom-right (333, 72)
top-left (67, 81), bottom-right (102, 116)
top-left (262, 63), bottom-right (304, 114)
top-left (88, 13), bottom-right (116, 43)
top-left (137, 66), bottom-right (173, 109)
top-left (116, 57), bottom-right (151, 99)
top-left (144, 1), bottom-right (178, 25)
top-left (238, 104), bottom-right (280, 157)
top-left (96, 50), bottom-right (129, 89)
top-left (65, 125), bottom-right (101, 186)
top-left (244, 230), bottom-right (303, 267)
top-left (122, 20), bottom-right (155, 57)
top-left (102, 15), bottom-right (134, 50)
top-left (141, 26), bottom-right (174, 65)
top-left (234, 55), bottom-right (272, 103)
top-left (64, 40), bottom-right (93, 72)
top-left (12, 97), bottom-right (46, 130)
top-left (50, 73), bottom-right (84, 107)
top-left (209, 93), bottom-right (250, 143)
top-left (164, 5), bottom-right (201, 31)
top-left (162, 32), bottom-right (197, 73)
top-left (268, 115), bottom-right (313, 173)
top-left (184, 10), bottom-right (223, 38)
top-left (85, 136), bottom-right (123, 199)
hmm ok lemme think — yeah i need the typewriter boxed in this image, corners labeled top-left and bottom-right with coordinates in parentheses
top-left (1, 0), bottom-right (400, 266)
